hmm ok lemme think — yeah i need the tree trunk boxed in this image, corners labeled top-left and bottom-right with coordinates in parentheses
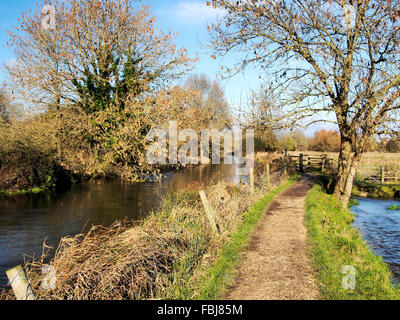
top-left (334, 134), bottom-right (353, 200)
top-left (334, 134), bottom-right (363, 208)
top-left (342, 156), bottom-right (361, 206)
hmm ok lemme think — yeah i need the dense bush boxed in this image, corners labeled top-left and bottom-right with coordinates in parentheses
top-left (0, 118), bottom-right (56, 192)
top-left (0, 100), bottom-right (156, 192)
top-left (0, 83), bottom-right (233, 192)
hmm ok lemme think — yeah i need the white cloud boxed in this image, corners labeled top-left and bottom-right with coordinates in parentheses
top-left (160, 1), bottom-right (225, 25)
top-left (5, 58), bottom-right (17, 68)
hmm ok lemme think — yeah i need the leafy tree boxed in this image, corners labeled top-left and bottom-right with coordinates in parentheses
top-left (279, 129), bottom-right (309, 151)
top-left (6, 0), bottom-right (193, 113)
top-left (208, 0), bottom-right (400, 206)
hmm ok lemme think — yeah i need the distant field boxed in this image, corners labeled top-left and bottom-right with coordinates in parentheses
top-left (288, 151), bottom-right (400, 169)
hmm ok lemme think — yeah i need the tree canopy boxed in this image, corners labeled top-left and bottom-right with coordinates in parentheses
top-left (6, 0), bottom-right (194, 113)
top-left (208, 0), bottom-right (400, 205)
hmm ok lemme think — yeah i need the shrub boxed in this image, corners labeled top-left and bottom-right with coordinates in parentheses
top-left (0, 118), bottom-right (56, 192)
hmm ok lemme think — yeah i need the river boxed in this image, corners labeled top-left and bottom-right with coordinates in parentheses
top-left (352, 197), bottom-right (400, 282)
top-left (0, 162), bottom-right (246, 287)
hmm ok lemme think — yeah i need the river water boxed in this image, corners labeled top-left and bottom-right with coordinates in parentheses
top-left (352, 198), bottom-right (400, 281)
top-left (0, 162), bottom-right (246, 287)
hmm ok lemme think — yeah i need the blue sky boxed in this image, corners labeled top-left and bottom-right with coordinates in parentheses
top-left (0, 0), bottom-right (327, 135)
top-left (145, 0), bottom-right (262, 111)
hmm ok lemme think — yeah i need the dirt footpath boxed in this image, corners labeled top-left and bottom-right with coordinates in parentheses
top-left (226, 175), bottom-right (319, 300)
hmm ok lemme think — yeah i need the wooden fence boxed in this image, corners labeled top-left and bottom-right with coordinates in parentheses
top-left (289, 154), bottom-right (334, 173)
top-left (356, 167), bottom-right (400, 184)
top-left (288, 152), bottom-right (400, 185)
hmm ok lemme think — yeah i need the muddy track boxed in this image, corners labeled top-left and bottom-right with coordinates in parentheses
top-left (226, 174), bottom-right (319, 300)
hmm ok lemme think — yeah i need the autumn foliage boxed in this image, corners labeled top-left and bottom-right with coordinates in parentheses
top-left (309, 130), bottom-right (341, 153)
top-left (0, 0), bottom-right (232, 192)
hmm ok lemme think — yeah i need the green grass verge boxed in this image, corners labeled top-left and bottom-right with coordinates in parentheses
top-left (305, 184), bottom-right (400, 300)
top-left (353, 181), bottom-right (400, 200)
top-left (195, 175), bottom-right (299, 300)
top-left (0, 186), bottom-right (44, 196)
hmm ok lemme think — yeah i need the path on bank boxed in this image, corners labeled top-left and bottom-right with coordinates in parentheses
top-left (226, 175), bottom-right (319, 300)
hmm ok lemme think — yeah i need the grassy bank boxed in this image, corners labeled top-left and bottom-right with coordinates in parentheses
top-left (352, 181), bottom-right (400, 200)
top-left (305, 184), bottom-right (400, 299)
top-left (0, 186), bottom-right (43, 196)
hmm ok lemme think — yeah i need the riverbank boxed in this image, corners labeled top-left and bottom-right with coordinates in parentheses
top-left (0, 154), bottom-right (268, 197)
top-left (352, 181), bottom-right (400, 200)
top-left (305, 184), bottom-right (400, 299)
top-left (0, 164), bottom-right (179, 197)
top-left (317, 172), bottom-right (400, 201)
top-left (1, 158), bottom-right (291, 300)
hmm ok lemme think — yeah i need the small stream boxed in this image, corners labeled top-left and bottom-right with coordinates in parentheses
top-left (352, 198), bottom-right (400, 281)
top-left (0, 162), bottom-right (247, 287)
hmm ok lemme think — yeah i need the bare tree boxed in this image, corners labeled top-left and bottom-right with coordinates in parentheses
top-left (184, 74), bottom-right (232, 130)
top-left (239, 88), bottom-right (282, 151)
top-left (208, 0), bottom-right (400, 206)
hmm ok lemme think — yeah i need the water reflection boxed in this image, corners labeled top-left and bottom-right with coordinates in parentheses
top-left (0, 163), bottom-right (246, 286)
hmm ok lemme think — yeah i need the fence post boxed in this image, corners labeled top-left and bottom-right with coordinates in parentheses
top-left (381, 168), bottom-right (385, 184)
top-left (321, 155), bottom-right (327, 173)
top-left (300, 154), bottom-right (304, 173)
top-left (6, 265), bottom-right (36, 300)
top-left (250, 167), bottom-right (255, 193)
top-left (199, 190), bottom-right (219, 234)
top-left (284, 158), bottom-right (288, 178)
top-left (266, 162), bottom-right (270, 191)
